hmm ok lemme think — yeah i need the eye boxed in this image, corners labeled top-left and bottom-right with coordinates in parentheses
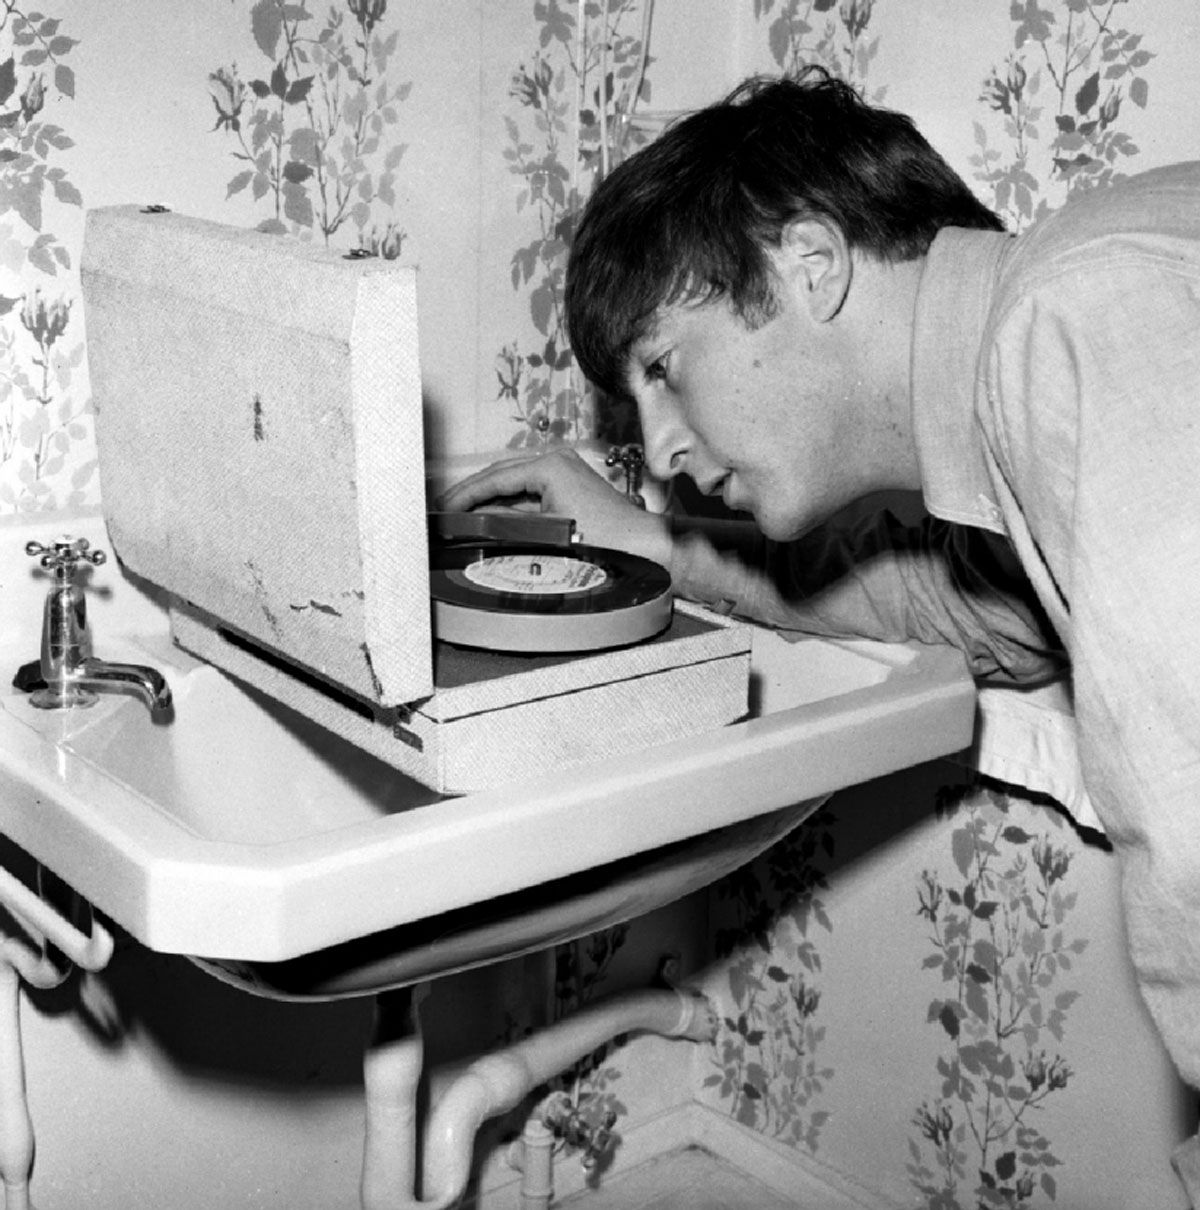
top-left (644, 352), bottom-right (671, 385)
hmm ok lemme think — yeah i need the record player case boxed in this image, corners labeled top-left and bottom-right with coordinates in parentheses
top-left (81, 207), bottom-right (750, 793)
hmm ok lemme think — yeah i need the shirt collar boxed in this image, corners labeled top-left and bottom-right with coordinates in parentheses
top-left (911, 227), bottom-right (1012, 534)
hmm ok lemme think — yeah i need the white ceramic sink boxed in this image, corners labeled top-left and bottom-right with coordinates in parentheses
top-left (0, 512), bottom-right (975, 992)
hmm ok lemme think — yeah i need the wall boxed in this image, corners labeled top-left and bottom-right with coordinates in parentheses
top-left (2, 2), bottom-right (1199, 1208)
top-left (693, 768), bottom-right (1196, 1208)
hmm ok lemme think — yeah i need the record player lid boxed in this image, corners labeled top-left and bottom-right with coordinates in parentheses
top-left (82, 206), bottom-right (433, 707)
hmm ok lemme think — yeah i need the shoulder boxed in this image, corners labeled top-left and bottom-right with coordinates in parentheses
top-left (991, 161), bottom-right (1200, 324)
top-left (979, 162), bottom-right (1200, 457)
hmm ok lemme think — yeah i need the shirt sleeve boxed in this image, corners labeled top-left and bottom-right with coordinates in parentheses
top-left (670, 507), bottom-right (1066, 686)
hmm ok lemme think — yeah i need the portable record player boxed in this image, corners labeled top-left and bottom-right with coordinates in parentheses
top-left (81, 206), bottom-right (750, 793)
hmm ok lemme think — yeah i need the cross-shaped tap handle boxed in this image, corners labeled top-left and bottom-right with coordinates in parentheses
top-left (605, 442), bottom-right (647, 507)
top-left (25, 536), bottom-right (107, 578)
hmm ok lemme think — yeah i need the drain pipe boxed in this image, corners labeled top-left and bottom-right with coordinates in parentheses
top-left (0, 965), bottom-right (32, 1210)
top-left (512, 1111), bottom-right (555, 1210)
top-left (359, 983), bottom-right (717, 1210)
top-left (361, 985), bottom-right (429, 1210)
top-left (0, 865), bottom-right (114, 1210)
top-left (415, 985), bottom-right (718, 1210)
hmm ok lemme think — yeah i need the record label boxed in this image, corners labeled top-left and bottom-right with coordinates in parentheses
top-left (462, 553), bottom-right (608, 595)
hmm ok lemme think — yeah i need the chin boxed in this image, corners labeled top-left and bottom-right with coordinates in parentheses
top-left (754, 515), bottom-right (802, 542)
top-left (739, 491), bottom-right (815, 541)
top-left (753, 506), bottom-right (822, 542)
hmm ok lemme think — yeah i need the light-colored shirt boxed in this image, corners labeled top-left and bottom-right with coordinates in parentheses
top-left (943, 163), bottom-right (1200, 1095)
top-left (679, 162), bottom-right (1200, 1091)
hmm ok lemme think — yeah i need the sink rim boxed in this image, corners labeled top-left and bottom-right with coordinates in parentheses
top-left (0, 634), bottom-right (973, 962)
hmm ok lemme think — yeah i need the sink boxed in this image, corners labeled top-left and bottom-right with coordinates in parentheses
top-left (0, 512), bottom-right (975, 997)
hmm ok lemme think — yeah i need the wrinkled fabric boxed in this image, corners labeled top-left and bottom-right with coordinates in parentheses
top-left (941, 167), bottom-right (1200, 1100)
top-left (971, 679), bottom-right (1101, 833)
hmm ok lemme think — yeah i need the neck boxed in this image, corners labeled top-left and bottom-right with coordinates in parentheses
top-left (840, 251), bottom-right (925, 492)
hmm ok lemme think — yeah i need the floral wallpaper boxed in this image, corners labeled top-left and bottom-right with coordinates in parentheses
top-left (0, 2), bottom-right (91, 513)
top-left (499, 0), bottom-right (654, 449)
top-left (207, 0), bottom-right (411, 253)
top-left (754, 0), bottom-right (885, 97)
top-left (972, 0), bottom-right (1154, 230)
top-left (0, 0), bottom-right (420, 519)
top-left (703, 812), bottom-right (836, 1150)
top-left (909, 783), bottom-right (1086, 1207)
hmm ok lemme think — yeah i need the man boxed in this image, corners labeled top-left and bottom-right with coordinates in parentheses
top-left (443, 70), bottom-right (1200, 1188)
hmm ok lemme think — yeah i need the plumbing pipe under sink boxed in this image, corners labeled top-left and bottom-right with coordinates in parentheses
top-left (0, 864), bottom-right (114, 1210)
top-left (360, 982), bottom-right (719, 1210)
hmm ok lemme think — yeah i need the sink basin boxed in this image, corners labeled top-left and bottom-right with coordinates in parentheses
top-left (0, 512), bottom-right (975, 996)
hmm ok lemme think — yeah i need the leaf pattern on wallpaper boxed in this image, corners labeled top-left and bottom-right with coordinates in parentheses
top-left (972, 0), bottom-right (1154, 231)
top-left (0, 3), bottom-right (91, 512)
top-left (909, 783), bottom-right (1088, 1209)
top-left (703, 810), bottom-right (836, 1151)
top-left (754, 0), bottom-right (885, 98)
top-left (548, 925), bottom-right (633, 1161)
top-left (209, 0), bottom-right (410, 254)
top-left (499, 0), bottom-right (653, 449)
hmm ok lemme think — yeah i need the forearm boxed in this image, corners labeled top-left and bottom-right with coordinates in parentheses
top-left (666, 509), bottom-right (1066, 686)
top-left (665, 513), bottom-right (917, 640)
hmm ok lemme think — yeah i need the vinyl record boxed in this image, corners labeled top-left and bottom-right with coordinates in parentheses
top-left (431, 542), bottom-right (672, 652)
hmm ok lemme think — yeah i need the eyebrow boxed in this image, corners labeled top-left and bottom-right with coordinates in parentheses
top-left (616, 340), bottom-right (657, 400)
top-left (628, 299), bottom-right (670, 348)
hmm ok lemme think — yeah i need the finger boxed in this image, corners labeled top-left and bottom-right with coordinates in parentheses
top-left (470, 500), bottom-right (543, 514)
top-left (437, 457), bottom-right (551, 512)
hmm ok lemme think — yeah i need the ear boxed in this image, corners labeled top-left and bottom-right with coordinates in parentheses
top-left (776, 217), bottom-right (852, 323)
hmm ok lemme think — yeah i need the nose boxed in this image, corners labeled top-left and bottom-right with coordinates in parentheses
top-left (638, 398), bottom-right (691, 483)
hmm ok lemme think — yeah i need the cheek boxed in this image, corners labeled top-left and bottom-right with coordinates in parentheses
top-left (689, 349), bottom-right (784, 460)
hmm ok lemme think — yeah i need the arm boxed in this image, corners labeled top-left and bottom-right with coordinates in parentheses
top-left (440, 448), bottom-right (1064, 686)
top-left (674, 508), bottom-right (1065, 685)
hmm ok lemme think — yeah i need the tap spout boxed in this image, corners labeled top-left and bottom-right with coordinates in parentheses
top-left (72, 659), bottom-right (173, 714)
top-left (30, 658), bottom-right (173, 715)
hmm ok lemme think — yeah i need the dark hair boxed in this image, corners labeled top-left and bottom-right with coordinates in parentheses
top-left (565, 68), bottom-right (1003, 399)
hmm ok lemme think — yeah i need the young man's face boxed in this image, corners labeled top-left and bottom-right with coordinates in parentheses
top-left (624, 286), bottom-right (864, 541)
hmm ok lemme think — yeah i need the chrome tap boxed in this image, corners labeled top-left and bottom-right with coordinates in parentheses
top-left (605, 442), bottom-right (646, 509)
top-left (23, 537), bottom-right (173, 715)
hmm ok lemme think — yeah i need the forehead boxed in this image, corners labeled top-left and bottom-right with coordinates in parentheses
top-left (629, 295), bottom-right (721, 355)
top-left (629, 304), bottom-right (669, 351)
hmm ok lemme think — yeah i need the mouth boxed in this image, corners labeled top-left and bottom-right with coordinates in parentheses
top-left (698, 473), bottom-right (747, 515)
top-left (719, 476), bottom-right (741, 512)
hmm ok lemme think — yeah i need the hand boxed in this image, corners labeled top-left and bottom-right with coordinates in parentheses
top-left (438, 446), bottom-right (673, 566)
